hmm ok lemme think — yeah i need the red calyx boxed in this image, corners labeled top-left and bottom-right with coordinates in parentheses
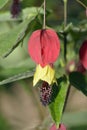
top-left (79, 40), bottom-right (87, 69)
top-left (28, 29), bottom-right (60, 67)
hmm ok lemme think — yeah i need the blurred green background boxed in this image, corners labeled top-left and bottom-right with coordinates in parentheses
top-left (0, 0), bottom-right (87, 130)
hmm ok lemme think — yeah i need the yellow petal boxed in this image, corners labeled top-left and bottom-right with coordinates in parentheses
top-left (33, 64), bottom-right (56, 86)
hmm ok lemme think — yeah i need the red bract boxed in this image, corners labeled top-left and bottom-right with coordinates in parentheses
top-left (79, 40), bottom-right (87, 69)
top-left (50, 123), bottom-right (66, 130)
top-left (28, 29), bottom-right (60, 67)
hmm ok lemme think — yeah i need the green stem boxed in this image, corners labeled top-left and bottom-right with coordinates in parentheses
top-left (43, 0), bottom-right (46, 29)
top-left (63, 0), bottom-right (70, 114)
top-left (63, 85), bottom-right (71, 112)
top-left (64, 1), bottom-right (67, 28)
top-left (63, 0), bottom-right (68, 62)
top-left (76, 0), bottom-right (87, 9)
top-left (64, 33), bottom-right (67, 62)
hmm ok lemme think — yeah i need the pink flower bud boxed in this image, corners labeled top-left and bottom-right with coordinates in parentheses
top-left (50, 124), bottom-right (56, 130)
top-left (79, 40), bottom-right (87, 69)
top-left (28, 29), bottom-right (60, 67)
top-left (86, 8), bottom-right (87, 17)
top-left (50, 123), bottom-right (66, 130)
top-left (77, 61), bottom-right (86, 74)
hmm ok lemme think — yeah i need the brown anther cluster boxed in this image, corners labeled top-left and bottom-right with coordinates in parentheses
top-left (39, 81), bottom-right (52, 106)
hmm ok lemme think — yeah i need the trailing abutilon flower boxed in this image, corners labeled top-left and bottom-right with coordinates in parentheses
top-left (28, 29), bottom-right (60, 86)
top-left (28, 29), bottom-right (60, 67)
top-left (79, 40), bottom-right (87, 69)
top-left (28, 29), bottom-right (60, 106)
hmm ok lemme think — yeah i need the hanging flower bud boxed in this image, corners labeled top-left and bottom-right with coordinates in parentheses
top-left (79, 40), bottom-right (87, 69)
top-left (33, 64), bottom-right (56, 86)
top-left (11, 0), bottom-right (21, 18)
top-left (50, 123), bottom-right (66, 130)
top-left (39, 81), bottom-right (52, 106)
top-left (77, 61), bottom-right (86, 74)
top-left (86, 8), bottom-right (87, 17)
top-left (28, 29), bottom-right (60, 67)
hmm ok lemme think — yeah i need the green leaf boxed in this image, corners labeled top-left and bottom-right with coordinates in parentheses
top-left (0, 11), bottom-right (21, 22)
top-left (0, 16), bottom-right (35, 57)
top-left (0, 66), bottom-right (33, 77)
top-left (0, 70), bottom-right (34, 85)
top-left (0, 20), bottom-right (29, 57)
top-left (49, 76), bottom-right (69, 128)
top-left (0, 114), bottom-right (11, 130)
top-left (0, 7), bottom-right (44, 57)
top-left (69, 71), bottom-right (87, 96)
top-left (0, 0), bottom-right (9, 9)
top-left (69, 22), bottom-right (87, 42)
top-left (0, 7), bottom-right (43, 22)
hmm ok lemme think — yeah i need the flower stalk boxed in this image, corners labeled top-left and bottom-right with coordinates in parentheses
top-left (63, 0), bottom-right (68, 62)
top-left (76, 0), bottom-right (87, 17)
top-left (64, 0), bottom-right (67, 28)
top-left (43, 0), bottom-right (46, 29)
top-left (76, 0), bottom-right (87, 9)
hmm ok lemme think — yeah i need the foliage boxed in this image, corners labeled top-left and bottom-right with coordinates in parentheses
top-left (0, 0), bottom-right (87, 130)
top-left (69, 72), bottom-right (87, 96)
top-left (49, 76), bottom-right (69, 127)
top-left (0, 114), bottom-right (11, 130)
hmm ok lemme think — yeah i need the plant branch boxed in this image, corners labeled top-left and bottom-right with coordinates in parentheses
top-left (63, 0), bottom-right (68, 62)
top-left (63, 84), bottom-right (71, 112)
top-left (64, 33), bottom-right (67, 62)
top-left (64, 1), bottom-right (67, 28)
top-left (76, 0), bottom-right (87, 8)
